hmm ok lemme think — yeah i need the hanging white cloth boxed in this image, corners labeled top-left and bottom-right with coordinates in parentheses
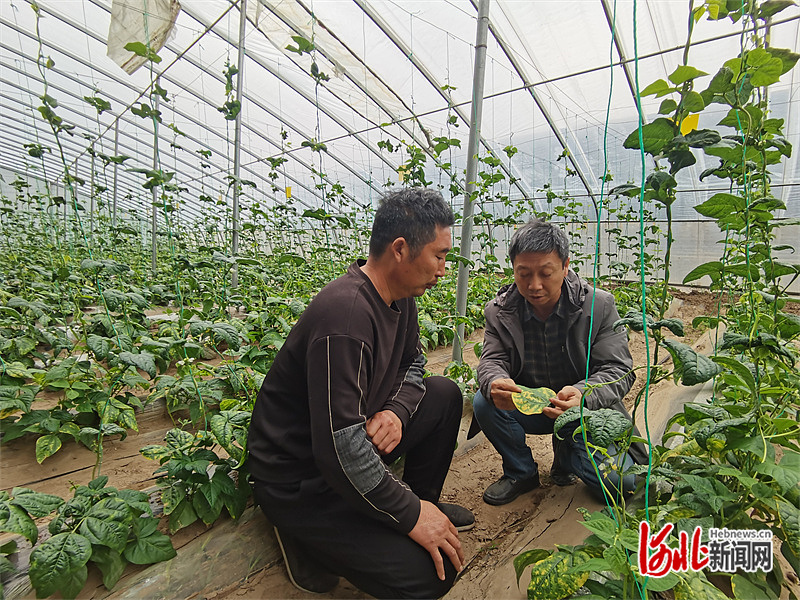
top-left (107, 0), bottom-right (181, 74)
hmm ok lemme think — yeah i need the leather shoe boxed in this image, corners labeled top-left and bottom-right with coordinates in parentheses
top-left (550, 467), bottom-right (578, 486)
top-left (438, 502), bottom-right (475, 531)
top-left (274, 527), bottom-right (339, 594)
top-left (483, 473), bottom-right (540, 505)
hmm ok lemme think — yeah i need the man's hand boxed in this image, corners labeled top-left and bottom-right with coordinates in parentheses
top-left (408, 500), bottom-right (464, 581)
top-left (542, 385), bottom-right (582, 419)
top-left (366, 410), bottom-right (402, 455)
top-left (489, 378), bottom-right (521, 411)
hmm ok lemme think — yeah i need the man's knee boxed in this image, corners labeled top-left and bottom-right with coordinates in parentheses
top-left (387, 558), bottom-right (457, 599)
top-left (425, 375), bottom-right (462, 417)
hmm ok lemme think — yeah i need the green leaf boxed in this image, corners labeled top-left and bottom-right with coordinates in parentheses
top-left (658, 98), bottom-right (678, 114)
top-left (91, 546), bottom-right (126, 590)
top-left (668, 148), bottom-right (697, 174)
top-left (778, 501), bottom-right (800, 559)
top-left (759, 0), bottom-right (796, 19)
top-left (124, 41), bottom-right (148, 57)
top-left (704, 138), bottom-right (744, 163)
top-left (192, 491), bottom-right (222, 525)
top-left (87, 334), bottom-right (112, 360)
top-left (652, 318), bottom-right (685, 337)
top-left (731, 574), bottom-right (774, 600)
top-left (750, 56), bottom-right (784, 87)
top-left (623, 118), bottom-right (676, 155)
top-left (0, 553), bottom-right (16, 578)
top-left (675, 570), bottom-right (734, 599)
top-left (681, 91), bottom-right (705, 112)
top-left (204, 470), bottom-right (237, 509)
top-left (124, 521), bottom-right (176, 564)
top-left (639, 571), bottom-right (681, 592)
top-left (640, 79), bottom-right (675, 97)
top-left (553, 406), bottom-right (583, 440)
top-left (712, 356), bottom-right (756, 395)
top-left (0, 503), bottom-right (38, 543)
top-left (683, 261), bottom-right (724, 284)
top-left (28, 532), bottom-right (91, 598)
top-left (586, 409), bottom-right (632, 448)
top-left (669, 65), bottom-right (708, 85)
top-left (613, 310), bottom-right (650, 332)
top-left (78, 497), bottom-right (132, 552)
top-left (609, 183), bottom-right (641, 197)
top-left (36, 434), bottom-right (62, 463)
top-left (695, 193), bottom-right (745, 219)
top-left (647, 170), bottom-right (677, 192)
top-left (223, 486), bottom-right (247, 520)
top-left (765, 47), bottom-right (799, 76)
top-left (10, 487), bottom-right (64, 518)
top-left (684, 129), bottom-right (721, 148)
top-left (579, 513), bottom-right (618, 545)
top-left (168, 497), bottom-right (198, 533)
top-left (118, 351), bottom-right (157, 379)
top-left (661, 339), bottom-right (722, 386)
top-left (212, 322), bottom-right (240, 350)
top-left (602, 545), bottom-right (629, 573)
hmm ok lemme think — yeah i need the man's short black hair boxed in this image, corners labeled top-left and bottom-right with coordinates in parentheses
top-left (509, 219), bottom-right (570, 265)
top-left (369, 188), bottom-right (455, 258)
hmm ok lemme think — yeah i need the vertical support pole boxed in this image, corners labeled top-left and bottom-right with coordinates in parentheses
top-left (151, 80), bottom-right (160, 278)
top-left (453, 0), bottom-right (490, 363)
top-left (231, 0), bottom-right (248, 288)
top-left (89, 147), bottom-right (95, 240)
top-left (112, 119), bottom-right (119, 228)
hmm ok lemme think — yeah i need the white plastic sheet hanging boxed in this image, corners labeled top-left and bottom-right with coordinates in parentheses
top-left (107, 0), bottom-right (181, 74)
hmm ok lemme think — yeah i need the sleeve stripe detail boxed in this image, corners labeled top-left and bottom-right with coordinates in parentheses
top-left (325, 336), bottom-right (399, 524)
top-left (388, 353), bottom-right (426, 419)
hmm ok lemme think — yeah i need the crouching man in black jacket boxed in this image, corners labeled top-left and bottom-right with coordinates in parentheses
top-left (248, 188), bottom-right (474, 599)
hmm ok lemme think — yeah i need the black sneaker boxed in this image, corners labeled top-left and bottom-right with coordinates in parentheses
top-left (482, 473), bottom-right (540, 506)
top-left (437, 502), bottom-right (475, 532)
top-left (273, 527), bottom-right (340, 594)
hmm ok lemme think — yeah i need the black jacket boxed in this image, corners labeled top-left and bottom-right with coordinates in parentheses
top-left (476, 271), bottom-right (648, 464)
top-left (248, 261), bottom-right (426, 533)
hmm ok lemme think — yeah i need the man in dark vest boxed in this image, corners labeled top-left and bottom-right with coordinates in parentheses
top-left (248, 188), bottom-right (474, 599)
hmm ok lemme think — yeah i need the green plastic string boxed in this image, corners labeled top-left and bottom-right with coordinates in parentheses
top-left (632, 1), bottom-right (654, 596)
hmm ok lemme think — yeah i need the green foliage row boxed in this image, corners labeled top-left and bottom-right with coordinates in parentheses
top-left (0, 476), bottom-right (175, 599)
